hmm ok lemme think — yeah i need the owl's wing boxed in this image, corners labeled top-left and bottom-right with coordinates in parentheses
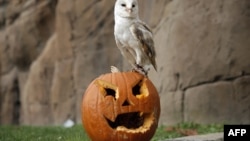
top-left (130, 21), bottom-right (157, 71)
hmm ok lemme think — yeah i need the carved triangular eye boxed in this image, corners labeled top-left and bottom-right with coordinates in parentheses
top-left (95, 80), bottom-right (119, 100)
top-left (132, 79), bottom-right (148, 98)
top-left (104, 88), bottom-right (116, 100)
top-left (132, 80), bottom-right (142, 96)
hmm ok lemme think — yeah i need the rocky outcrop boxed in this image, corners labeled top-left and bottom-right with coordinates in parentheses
top-left (0, 0), bottom-right (57, 125)
top-left (1, 0), bottom-right (250, 125)
top-left (20, 0), bottom-right (122, 125)
top-left (149, 0), bottom-right (250, 125)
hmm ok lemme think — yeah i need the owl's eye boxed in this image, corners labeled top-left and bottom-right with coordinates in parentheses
top-left (132, 4), bottom-right (135, 8)
top-left (121, 4), bottom-right (126, 7)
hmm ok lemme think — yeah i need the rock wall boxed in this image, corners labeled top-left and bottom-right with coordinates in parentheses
top-left (149, 0), bottom-right (250, 125)
top-left (0, 0), bottom-right (250, 125)
top-left (0, 0), bottom-right (57, 125)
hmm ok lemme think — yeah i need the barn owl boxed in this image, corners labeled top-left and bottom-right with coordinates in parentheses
top-left (114, 0), bottom-right (157, 76)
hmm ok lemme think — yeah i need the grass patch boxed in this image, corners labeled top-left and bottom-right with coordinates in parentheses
top-left (0, 123), bottom-right (223, 141)
top-left (0, 125), bottom-right (87, 141)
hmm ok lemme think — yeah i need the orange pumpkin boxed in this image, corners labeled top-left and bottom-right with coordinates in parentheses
top-left (81, 72), bottom-right (160, 141)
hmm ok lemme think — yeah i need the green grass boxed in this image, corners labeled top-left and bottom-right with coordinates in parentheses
top-left (0, 125), bottom-right (88, 141)
top-left (0, 123), bottom-right (223, 141)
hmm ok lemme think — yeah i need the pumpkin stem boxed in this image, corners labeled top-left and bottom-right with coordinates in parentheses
top-left (111, 66), bottom-right (120, 73)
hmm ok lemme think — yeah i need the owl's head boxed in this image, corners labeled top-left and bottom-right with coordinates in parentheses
top-left (115, 0), bottom-right (139, 18)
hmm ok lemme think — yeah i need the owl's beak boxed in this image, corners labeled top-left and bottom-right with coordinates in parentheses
top-left (126, 8), bottom-right (132, 13)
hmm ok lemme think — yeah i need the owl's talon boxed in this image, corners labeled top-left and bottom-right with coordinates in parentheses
top-left (132, 65), bottom-right (148, 76)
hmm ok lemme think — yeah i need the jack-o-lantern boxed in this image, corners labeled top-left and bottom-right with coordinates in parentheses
top-left (81, 71), bottom-right (160, 141)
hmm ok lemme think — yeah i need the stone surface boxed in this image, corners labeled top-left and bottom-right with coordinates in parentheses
top-left (165, 133), bottom-right (223, 141)
top-left (149, 0), bottom-right (250, 125)
top-left (21, 34), bottom-right (57, 125)
top-left (0, 0), bottom-right (57, 125)
top-left (0, 68), bottom-right (19, 124)
top-left (184, 76), bottom-right (250, 124)
top-left (159, 91), bottom-right (183, 125)
top-left (0, 0), bottom-right (250, 125)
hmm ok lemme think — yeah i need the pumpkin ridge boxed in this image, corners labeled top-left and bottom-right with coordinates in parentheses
top-left (119, 73), bottom-right (131, 112)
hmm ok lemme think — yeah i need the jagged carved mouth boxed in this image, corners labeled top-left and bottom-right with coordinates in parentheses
top-left (105, 112), bottom-right (154, 133)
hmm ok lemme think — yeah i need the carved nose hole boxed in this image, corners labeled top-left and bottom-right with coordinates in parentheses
top-left (122, 99), bottom-right (131, 106)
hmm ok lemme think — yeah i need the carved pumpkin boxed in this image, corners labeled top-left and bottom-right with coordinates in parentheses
top-left (81, 72), bottom-right (160, 141)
